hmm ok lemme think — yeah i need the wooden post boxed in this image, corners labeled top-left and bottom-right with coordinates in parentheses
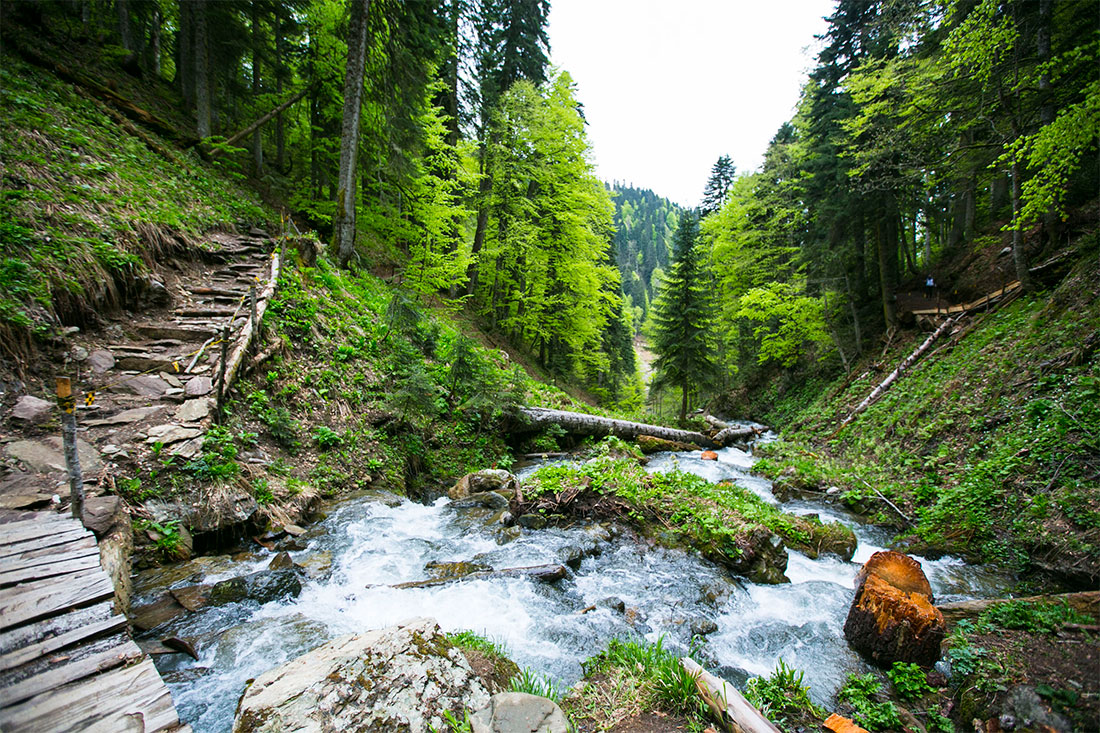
top-left (249, 281), bottom-right (258, 340)
top-left (216, 326), bottom-right (230, 424)
top-left (56, 377), bottom-right (85, 524)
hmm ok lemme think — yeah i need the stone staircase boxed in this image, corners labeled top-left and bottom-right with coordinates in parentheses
top-left (2, 229), bottom-right (278, 509)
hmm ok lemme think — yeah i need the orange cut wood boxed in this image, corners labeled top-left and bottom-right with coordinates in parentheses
top-left (857, 550), bottom-right (933, 599)
top-left (700, 450), bottom-right (718, 461)
top-left (824, 713), bottom-right (869, 733)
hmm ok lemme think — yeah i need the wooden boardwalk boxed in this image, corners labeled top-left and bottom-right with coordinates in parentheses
top-left (909, 280), bottom-right (1022, 317)
top-left (0, 511), bottom-right (189, 732)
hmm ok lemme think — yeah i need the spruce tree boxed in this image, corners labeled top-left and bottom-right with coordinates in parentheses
top-left (651, 212), bottom-right (718, 423)
top-left (700, 155), bottom-right (736, 217)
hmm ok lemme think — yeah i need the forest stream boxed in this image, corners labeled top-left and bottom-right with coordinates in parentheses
top-left (137, 429), bottom-right (1012, 733)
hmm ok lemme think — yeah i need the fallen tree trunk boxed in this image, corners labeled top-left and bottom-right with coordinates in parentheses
top-left (838, 316), bottom-right (958, 430)
top-left (515, 407), bottom-right (716, 448)
top-left (220, 252), bottom-right (280, 398)
top-left (681, 658), bottom-right (781, 733)
top-left (937, 590), bottom-right (1098, 625)
top-left (389, 563), bottom-right (567, 590)
top-left (713, 425), bottom-right (761, 446)
top-left (212, 84), bottom-right (314, 155)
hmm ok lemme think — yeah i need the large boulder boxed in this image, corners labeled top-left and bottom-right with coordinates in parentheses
top-left (843, 551), bottom-right (945, 667)
top-left (449, 469), bottom-right (519, 501)
top-left (470, 692), bottom-right (569, 733)
top-left (233, 617), bottom-right (491, 733)
top-left (11, 395), bottom-right (53, 424)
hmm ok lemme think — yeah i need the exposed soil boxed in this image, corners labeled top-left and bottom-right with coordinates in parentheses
top-left (607, 711), bottom-right (695, 732)
top-left (963, 627), bottom-right (1100, 731)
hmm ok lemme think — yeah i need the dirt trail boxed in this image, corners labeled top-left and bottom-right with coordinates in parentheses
top-left (1, 230), bottom-right (276, 510)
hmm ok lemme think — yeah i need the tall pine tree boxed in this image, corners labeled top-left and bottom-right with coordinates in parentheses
top-left (651, 212), bottom-right (718, 423)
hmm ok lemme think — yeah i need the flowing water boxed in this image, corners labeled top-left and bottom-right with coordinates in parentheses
top-left (140, 433), bottom-right (1011, 732)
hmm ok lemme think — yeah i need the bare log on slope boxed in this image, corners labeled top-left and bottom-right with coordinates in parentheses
top-left (838, 316), bottom-right (958, 431)
top-left (681, 657), bottom-right (781, 733)
top-left (220, 253), bottom-right (280, 399)
top-left (210, 84), bottom-right (315, 155)
top-left (937, 590), bottom-right (1098, 625)
top-left (515, 406), bottom-right (717, 448)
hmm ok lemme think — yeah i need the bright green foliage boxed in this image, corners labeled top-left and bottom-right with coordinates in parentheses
top-left (650, 212), bottom-right (719, 422)
top-left (838, 673), bottom-right (902, 731)
top-left (579, 637), bottom-right (707, 719)
top-left (475, 73), bottom-right (628, 397)
top-left (744, 659), bottom-right (825, 732)
top-left (978, 600), bottom-right (1093, 633)
top-left (508, 668), bottom-right (562, 703)
top-left (736, 283), bottom-right (830, 367)
top-left (525, 456), bottom-right (835, 558)
top-left (886, 662), bottom-right (933, 700)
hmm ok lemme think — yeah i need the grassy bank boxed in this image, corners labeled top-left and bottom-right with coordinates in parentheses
top-left (744, 249), bottom-right (1099, 585)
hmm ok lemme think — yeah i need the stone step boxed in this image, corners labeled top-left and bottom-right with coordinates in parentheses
top-left (173, 308), bottom-right (239, 318)
top-left (135, 324), bottom-right (216, 341)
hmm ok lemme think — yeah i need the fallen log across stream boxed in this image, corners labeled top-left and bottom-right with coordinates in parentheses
top-left (387, 564), bottom-right (568, 590)
top-left (514, 406), bottom-right (719, 448)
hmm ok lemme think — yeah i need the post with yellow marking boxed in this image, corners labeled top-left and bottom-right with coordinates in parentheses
top-left (216, 326), bottom-right (230, 425)
top-left (56, 376), bottom-right (85, 524)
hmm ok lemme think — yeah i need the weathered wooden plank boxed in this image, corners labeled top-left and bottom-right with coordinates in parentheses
top-left (0, 532), bottom-right (96, 562)
top-left (0, 548), bottom-right (102, 586)
top-left (0, 601), bottom-right (115, 656)
top-left (1, 534), bottom-right (98, 563)
top-left (0, 615), bottom-right (126, 672)
top-left (0, 569), bottom-right (114, 629)
top-left (0, 520), bottom-right (84, 547)
top-left (0, 657), bottom-right (181, 733)
top-left (0, 640), bottom-right (142, 707)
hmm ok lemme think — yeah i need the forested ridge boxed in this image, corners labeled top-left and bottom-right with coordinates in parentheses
top-left (1, 2), bottom-right (1099, 731)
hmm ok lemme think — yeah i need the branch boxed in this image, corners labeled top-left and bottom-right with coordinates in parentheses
top-left (210, 83), bottom-right (316, 156)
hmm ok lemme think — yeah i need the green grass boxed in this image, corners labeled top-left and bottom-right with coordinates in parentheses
top-left (747, 275), bottom-right (1100, 575)
top-left (744, 659), bottom-right (825, 732)
top-left (524, 455), bottom-right (852, 566)
top-left (0, 52), bottom-right (269, 336)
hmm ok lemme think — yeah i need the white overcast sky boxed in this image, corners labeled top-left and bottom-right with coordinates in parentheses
top-left (547, 0), bottom-right (837, 208)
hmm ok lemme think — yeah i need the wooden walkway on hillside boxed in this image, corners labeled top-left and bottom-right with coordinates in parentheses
top-left (909, 280), bottom-right (1022, 317)
top-left (0, 511), bottom-right (188, 732)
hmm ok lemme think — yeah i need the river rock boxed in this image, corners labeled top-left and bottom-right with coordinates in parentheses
top-left (232, 617), bottom-right (491, 733)
top-left (449, 469), bottom-right (519, 501)
top-left (452, 491), bottom-right (510, 511)
top-left (425, 560), bottom-right (492, 580)
top-left (470, 692), bottom-right (569, 733)
top-left (207, 568), bottom-right (303, 606)
top-left (636, 434), bottom-right (700, 454)
top-left (843, 551), bottom-right (945, 667)
top-left (11, 395), bottom-right (53, 424)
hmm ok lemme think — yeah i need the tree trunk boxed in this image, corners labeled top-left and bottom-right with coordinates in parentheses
top-left (251, 1), bottom-right (263, 176)
top-left (148, 7), bottom-right (161, 77)
top-left (876, 205), bottom-right (898, 327)
top-left (274, 15), bottom-right (286, 171)
top-left (1037, 0), bottom-right (1059, 247)
top-left (515, 406), bottom-right (717, 448)
top-left (1010, 156), bottom-right (1031, 290)
top-left (116, 0), bottom-right (133, 52)
top-left (853, 208), bottom-right (867, 299)
top-left (334, 0), bottom-right (371, 268)
top-left (840, 316), bottom-right (957, 429)
top-left (177, 0), bottom-right (193, 107)
top-left (466, 154), bottom-right (493, 295)
top-left (193, 0), bottom-right (211, 139)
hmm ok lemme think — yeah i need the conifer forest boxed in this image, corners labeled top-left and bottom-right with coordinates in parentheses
top-left (0, 1), bottom-right (1097, 732)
